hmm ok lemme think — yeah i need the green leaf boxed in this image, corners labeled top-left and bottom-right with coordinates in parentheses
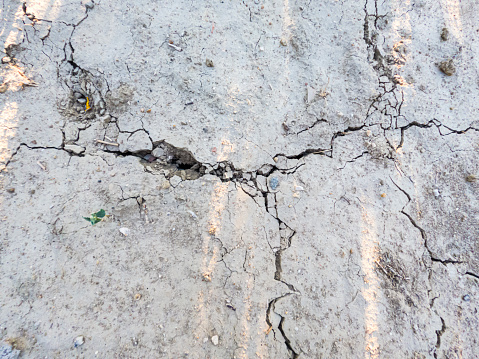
top-left (91, 217), bottom-right (102, 225)
top-left (94, 209), bottom-right (106, 218)
top-left (83, 209), bottom-right (106, 225)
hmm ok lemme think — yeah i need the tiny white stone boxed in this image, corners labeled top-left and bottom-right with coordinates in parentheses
top-left (119, 227), bottom-right (130, 236)
top-left (188, 210), bottom-right (198, 219)
top-left (74, 335), bottom-right (85, 347)
top-left (211, 335), bottom-right (219, 346)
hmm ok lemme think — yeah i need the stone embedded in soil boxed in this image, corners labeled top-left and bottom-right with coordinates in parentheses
top-left (117, 131), bottom-right (152, 153)
top-left (73, 336), bottom-right (85, 347)
top-left (64, 144), bottom-right (85, 155)
top-left (152, 147), bottom-right (166, 158)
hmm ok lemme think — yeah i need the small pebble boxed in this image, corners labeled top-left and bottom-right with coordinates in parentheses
top-left (1, 56), bottom-right (11, 63)
top-left (211, 335), bottom-right (219, 346)
top-left (205, 59), bottom-right (214, 67)
top-left (6, 188), bottom-right (15, 193)
top-left (77, 98), bottom-right (87, 104)
top-left (0, 84), bottom-right (7, 93)
top-left (119, 227), bottom-right (130, 237)
top-left (74, 336), bottom-right (85, 347)
top-left (280, 38), bottom-right (287, 46)
top-left (433, 188), bottom-right (440, 198)
top-left (144, 154), bottom-right (156, 163)
top-left (463, 294), bottom-right (471, 302)
top-left (134, 293), bottom-right (142, 300)
top-left (270, 177), bottom-right (279, 190)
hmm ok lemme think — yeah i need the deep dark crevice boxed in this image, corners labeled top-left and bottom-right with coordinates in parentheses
top-left (434, 317), bottom-right (446, 357)
top-left (279, 316), bottom-right (300, 359)
top-left (103, 145), bottom-right (206, 177)
top-left (266, 293), bottom-right (298, 358)
top-left (274, 251), bottom-right (282, 281)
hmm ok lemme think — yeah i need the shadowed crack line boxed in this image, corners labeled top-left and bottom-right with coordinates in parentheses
top-left (434, 317), bottom-right (446, 358)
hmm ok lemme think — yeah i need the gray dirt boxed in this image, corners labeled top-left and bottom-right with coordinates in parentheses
top-left (0, 0), bottom-right (478, 358)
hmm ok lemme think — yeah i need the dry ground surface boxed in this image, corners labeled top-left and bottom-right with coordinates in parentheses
top-left (1, 0), bottom-right (478, 358)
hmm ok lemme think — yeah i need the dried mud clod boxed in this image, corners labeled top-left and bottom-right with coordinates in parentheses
top-left (441, 27), bottom-right (449, 41)
top-left (439, 59), bottom-right (455, 76)
top-left (465, 174), bottom-right (477, 182)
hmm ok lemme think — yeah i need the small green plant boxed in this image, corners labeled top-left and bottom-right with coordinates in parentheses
top-left (83, 209), bottom-right (106, 225)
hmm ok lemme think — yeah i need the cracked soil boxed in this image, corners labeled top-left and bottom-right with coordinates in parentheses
top-left (0, 0), bottom-right (478, 358)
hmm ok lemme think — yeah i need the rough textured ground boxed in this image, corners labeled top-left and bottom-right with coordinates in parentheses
top-left (1, 0), bottom-right (478, 358)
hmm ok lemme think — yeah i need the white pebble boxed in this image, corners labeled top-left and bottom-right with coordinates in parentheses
top-left (119, 227), bottom-right (130, 236)
top-left (74, 335), bottom-right (85, 347)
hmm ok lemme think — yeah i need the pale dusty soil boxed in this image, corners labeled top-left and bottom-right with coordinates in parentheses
top-left (0, 0), bottom-right (478, 358)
